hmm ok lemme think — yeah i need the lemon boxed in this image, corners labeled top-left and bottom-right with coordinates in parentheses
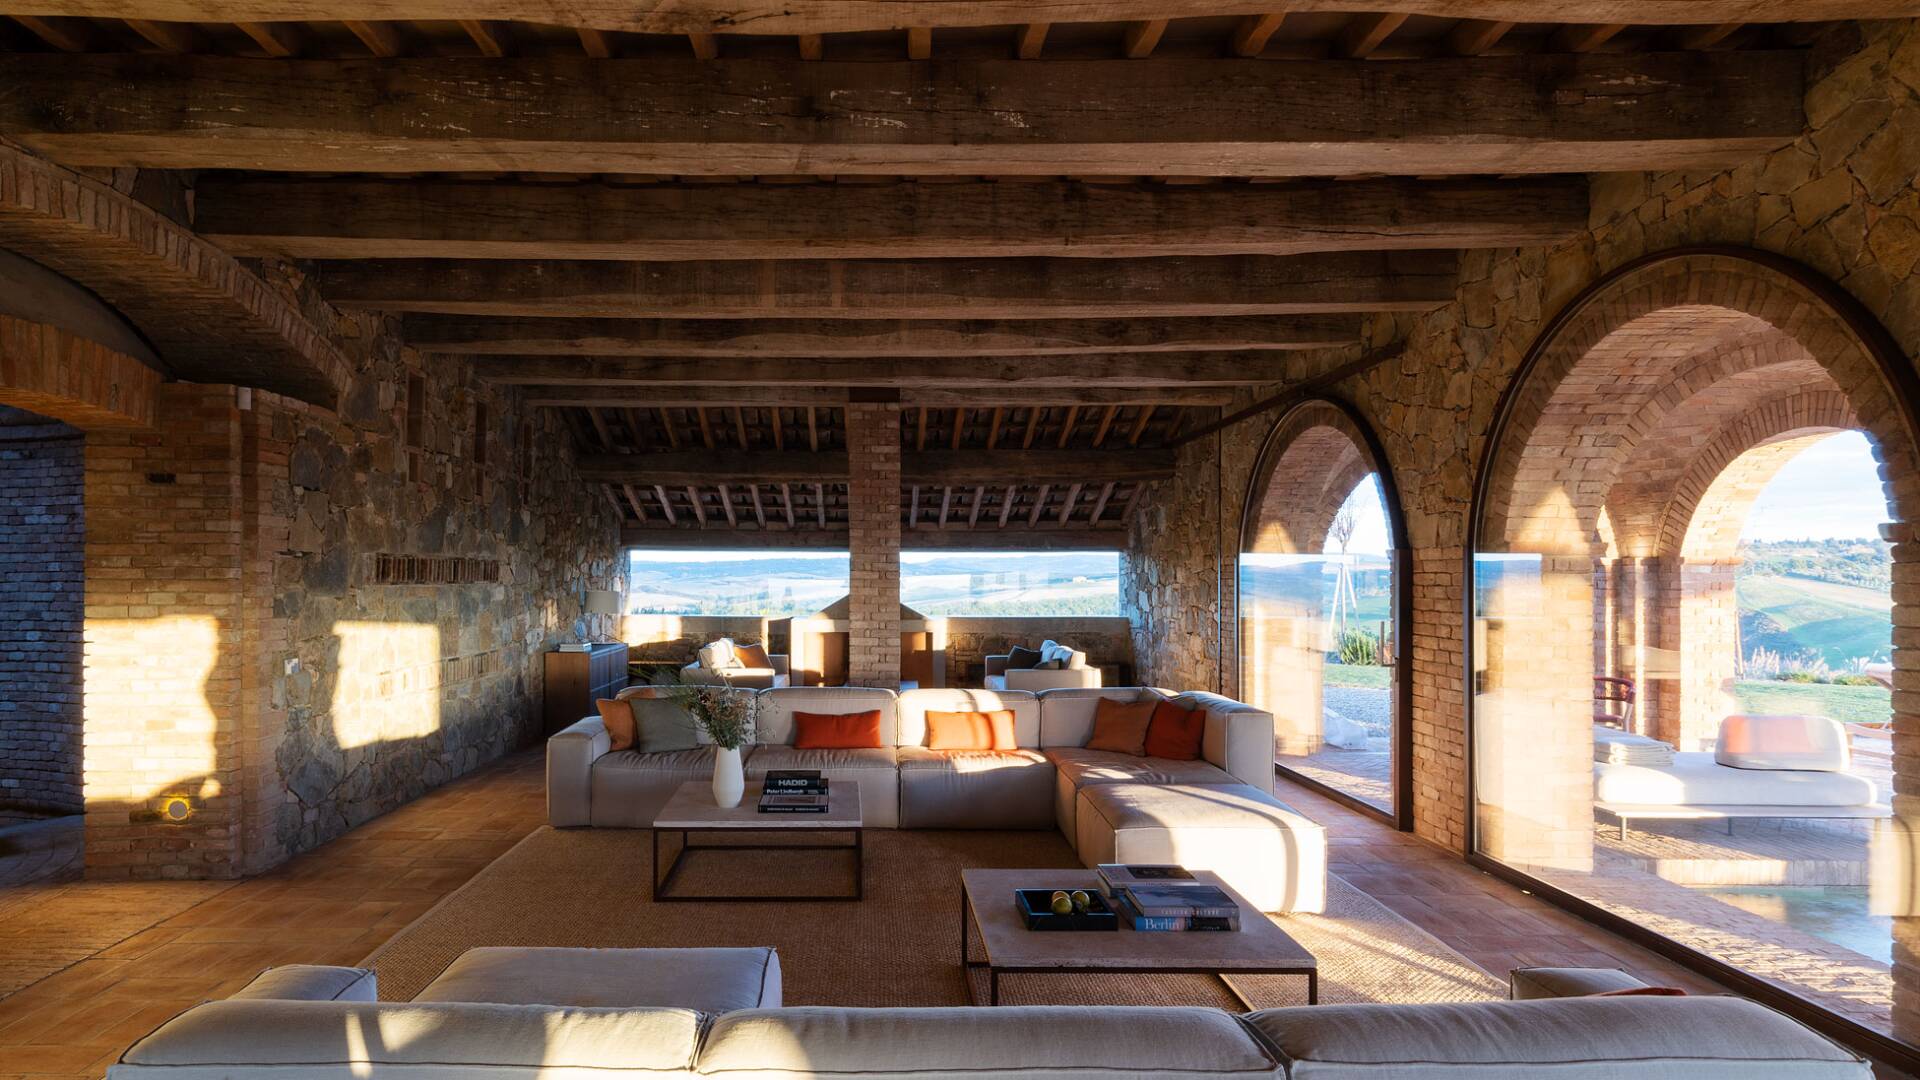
top-left (1070, 890), bottom-right (1091, 912)
top-left (1050, 893), bottom-right (1074, 915)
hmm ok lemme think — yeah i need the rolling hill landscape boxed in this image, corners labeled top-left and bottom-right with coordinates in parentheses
top-left (1737, 538), bottom-right (1892, 668)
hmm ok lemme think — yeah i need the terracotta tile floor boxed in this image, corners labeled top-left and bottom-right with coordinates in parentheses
top-left (0, 750), bottom-right (1902, 1078)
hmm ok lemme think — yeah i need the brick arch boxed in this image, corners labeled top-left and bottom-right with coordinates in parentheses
top-left (1243, 400), bottom-right (1385, 556)
top-left (1665, 390), bottom-right (1863, 562)
top-left (1480, 251), bottom-right (1920, 554)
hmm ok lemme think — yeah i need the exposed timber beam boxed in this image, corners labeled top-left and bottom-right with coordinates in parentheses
top-left (195, 177), bottom-right (1587, 261)
top-left (581, 449), bottom-right (1175, 485)
top-left (0, 3), bottom-right (1899, 32)
top-left (0, 53), bottom-right (1803, 178)
top-left (522, 386), bottom-right (1239, 407)
top-left (0, 142), bottom-right (347, 407)
top-left (619, 525), bottom-right (1124, 551)
top-left (407, 314), bottom-right (1361, 357)
top-left (317, 252), bottom-right (1458, 319)
top-left (480, 352), bottom-right (1313, 388)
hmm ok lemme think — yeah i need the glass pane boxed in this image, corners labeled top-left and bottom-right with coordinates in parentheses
top-left (1472, 431), bottom-right (1897, 1038)
top-left (626, 550), bottom-right (849, 616)
top-left (900, 551), bottom-right (1119, 616)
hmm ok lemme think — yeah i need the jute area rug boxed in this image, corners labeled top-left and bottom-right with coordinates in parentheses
top-left (366, 826), bottom-right (1504, 1010)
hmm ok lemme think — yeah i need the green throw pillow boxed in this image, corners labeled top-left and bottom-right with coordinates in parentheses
top-left (629, 696), bottom-right (701, 753)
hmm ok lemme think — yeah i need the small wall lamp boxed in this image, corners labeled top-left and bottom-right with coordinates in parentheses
top-left (160, 796), bottom-right (193, 823)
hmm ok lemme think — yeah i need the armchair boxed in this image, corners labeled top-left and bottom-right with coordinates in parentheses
top-left (681, 637), bottom-right (791, 690)
top-left (984, 639), bottom-right (1102, 692)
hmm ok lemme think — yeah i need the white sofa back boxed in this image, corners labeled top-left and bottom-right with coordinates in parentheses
top-left (111, 996), bottom-right (1870, 1080)
top-left (1036, 686), bottom-right (1163, 747)
top-left (753, 686), bottom-right (900, 746)
top-left (896, 688), bottom-right (1041, 748)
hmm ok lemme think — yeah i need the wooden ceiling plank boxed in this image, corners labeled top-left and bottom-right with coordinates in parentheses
top-left (1, 53), bottom-right (1805, 179)
top-left (198, 176), bottom-right (1589, 261)
top-left (479, 352), bottom-right (1316, 389)
top-left (10, 3), bottom-right (1907, 33)
top-left (316, 252), bottom-right (1460, 319)
top-left (524, 385), bottom-right (1238, 407)
top-left (1552, 22), bottom-right (1628, 52)
top-left (401, 313), bottom-right (1363, 357)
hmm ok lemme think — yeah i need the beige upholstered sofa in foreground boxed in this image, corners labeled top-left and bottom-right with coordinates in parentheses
top-left (549, 684), bottom-right (1324, 912)
top-left (108, 949), bottom-right (1871, 1079)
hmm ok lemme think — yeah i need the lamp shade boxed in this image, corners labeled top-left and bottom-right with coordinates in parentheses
top-left (584, 589), bottom-right (620, 616)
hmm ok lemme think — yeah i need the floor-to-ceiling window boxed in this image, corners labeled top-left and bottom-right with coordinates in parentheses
top-left (1469, 251), bottom-right (1920, 1055)
top-left (1238, 399), bottom-right (1406, 822)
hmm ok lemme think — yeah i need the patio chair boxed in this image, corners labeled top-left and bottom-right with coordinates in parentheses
top-left (1593, 676), bottom-right (1635, 730)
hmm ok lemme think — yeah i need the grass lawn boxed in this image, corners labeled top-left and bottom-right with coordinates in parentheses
top-left (1732, 679), bottom-right (1891, 725)
top-left (1324, 663), bottom-right (1391, 689)
top-left (1738, 574), bottom-right (1891, 666)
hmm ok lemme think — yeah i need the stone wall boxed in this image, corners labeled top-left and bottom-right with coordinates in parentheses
top-left (1120, 20), bottom-right (1920, 854)
top-left (0, 409), bottom-right (82, 822)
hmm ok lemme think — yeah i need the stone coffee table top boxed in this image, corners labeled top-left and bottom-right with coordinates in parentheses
top-left (653, 781), bottom-right (862, 830)
top-left (961, 868), bottom-right (1315, 972)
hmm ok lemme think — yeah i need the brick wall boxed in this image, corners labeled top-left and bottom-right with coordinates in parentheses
top-left (845, 402), bottom-right (902, 685)
top-left (0, 410), bottom-right (82, 822)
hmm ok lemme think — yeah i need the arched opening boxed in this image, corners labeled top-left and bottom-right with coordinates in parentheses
top-left (1469, 249), bottom-right (1920, 1050)
top-left (1238, 398), bottom-right (1410, 825)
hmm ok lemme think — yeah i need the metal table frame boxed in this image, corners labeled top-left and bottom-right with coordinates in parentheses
top-left (651, 825), bottom-right (863, 902)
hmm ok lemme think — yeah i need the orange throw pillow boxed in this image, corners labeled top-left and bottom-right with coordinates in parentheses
top-left (1144, 700), bottom-right (1206, 760)
top-left (1085, 698), bottom-right (1155, 755)
top-left (793, 710), bottom-right (884, 749)
top-left (925, 709), bottom-right (1018, 751)
top-left (596, 698), bottom-right (636, 752)
top-left (735, 642), bottom-right (772, 668)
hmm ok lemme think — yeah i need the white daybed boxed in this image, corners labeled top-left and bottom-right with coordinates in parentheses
top-left (1592, 714), bottom-right (1888, 839)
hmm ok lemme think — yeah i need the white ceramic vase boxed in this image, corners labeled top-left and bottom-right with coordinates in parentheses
top-left (711, 746), bottom-right (745, 808)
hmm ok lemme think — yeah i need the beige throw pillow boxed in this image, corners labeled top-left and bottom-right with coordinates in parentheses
top-left (630, 696), bottom-right (701, 753)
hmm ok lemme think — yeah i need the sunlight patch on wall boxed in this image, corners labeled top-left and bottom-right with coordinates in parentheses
top-left (83, 615), bottom-right (222, 800)
top-left (330, 621), bottom-right (442, 749)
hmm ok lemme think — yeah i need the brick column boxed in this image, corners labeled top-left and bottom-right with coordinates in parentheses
top-left (845, 401), bottom-right (901, 686)
top-left (1882, 523), bottom-right (1920, 1045)
top-left (82, 385), bottom-right (248, 879)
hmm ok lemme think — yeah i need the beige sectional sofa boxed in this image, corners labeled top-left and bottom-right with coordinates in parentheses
top-left (983, 639), bottom-right (1102, 691)
top-left (549, 684), bottom-right (1326, 912)
top-left (110, 950), bottom-right (1872, 1080)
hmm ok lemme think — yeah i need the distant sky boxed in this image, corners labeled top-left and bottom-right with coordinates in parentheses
top-left (1324, 475), bottom-right (1393, 556)
top-left (1742, 431), bottom-right (1889, 542)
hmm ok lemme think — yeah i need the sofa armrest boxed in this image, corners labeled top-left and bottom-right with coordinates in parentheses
top-left (985, 654), bottom-right (1011, 677)
top-left (1509, 967), bottom-right (1652, 999)
top-left (228, 966), bottom-right (377, 1002)
top-left (771, 654), bottom-right (791, 677)
top-left (1201, 703), bottom-right (1277, 795)
top-left (547, 716), bottom-right (611, 827)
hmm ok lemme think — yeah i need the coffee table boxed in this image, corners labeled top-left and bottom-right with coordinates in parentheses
top-left (959, 868), bottom-right (1316, 1007)
top-left (651, 780), bottom-right (863, 902)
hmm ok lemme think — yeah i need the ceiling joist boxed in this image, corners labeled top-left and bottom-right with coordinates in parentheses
top-left (478, 352), bottom-right (1314, 388)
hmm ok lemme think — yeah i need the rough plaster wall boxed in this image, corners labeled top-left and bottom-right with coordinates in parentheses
top-left (1121, 20), bottom-right (1920, 851)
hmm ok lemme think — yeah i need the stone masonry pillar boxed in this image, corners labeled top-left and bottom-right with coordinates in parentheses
top-left (845, 400), bottom-right (901, 686)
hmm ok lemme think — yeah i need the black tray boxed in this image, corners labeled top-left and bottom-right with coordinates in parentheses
top-left (1014, 888), bottom-right (1119, 931)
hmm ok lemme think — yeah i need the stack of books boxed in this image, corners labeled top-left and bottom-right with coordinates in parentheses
top-left (1095, 864), bottom-right (1241, 931)
top-left (758, 770), bottom-right (828, 814)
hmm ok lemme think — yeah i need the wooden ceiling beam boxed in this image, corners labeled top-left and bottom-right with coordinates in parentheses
top-left (620, 526), bottom-right (1124, 551)
top-left (404, 313), bottom-right (1361, 357)
top-left (1121, 19), bottom-right (1167, 57)
top-left (481, 352), bottom-right (1314, 388)
top-left (580, 448), bottom-right (1175, 485)
top-left (522, 385), bottom-right (1239, 407)
top-left (196, 176), bottom-right (1587, 261)
top-left (341, 19), bottom-right (402, 55)
top-left (125, 19), bottom-right (202, 51)
top-left (1447, 18), bottom-right (1512, 55)
top-left (1229, 13), bottom-right (1286, 57)
top-left (1339, 13), bottom-right (1407, 57)
top-left (235, 20), bottom-right (303, 55)
top-left (315, 252), bottom-right (1459, 318)
top-left (0, 53), bottom-right (1804, 178)
top-left (7, 3), bottom-right (1903, 33)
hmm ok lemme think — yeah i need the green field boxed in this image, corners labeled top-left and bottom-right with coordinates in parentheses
top-left (1731, 679), bottom-right (1891, 725)
top-left (1737, 574), bottom-right (1891, 667)
top-left (1324, 663), bottom-right (1391, 689)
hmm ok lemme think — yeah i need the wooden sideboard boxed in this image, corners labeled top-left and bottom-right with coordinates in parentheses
top-left (543, 642), bottom-right (629, 735)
